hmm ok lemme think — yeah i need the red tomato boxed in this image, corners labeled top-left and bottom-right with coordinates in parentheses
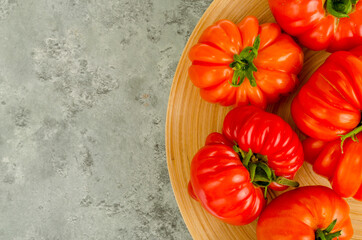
top-left (292, 46), bottom-right (362, 141)
top-left (188, 16), bottom-right (303, 108)
top-left (257, 186), bottom-right (354, 240)
top-left (269, 0), bottom-right (362, 52)
top-left (303, 136), bottom-right (362, 201)
top-left (292, 46), bottom-right (362, 200)
top-left (188, 106), bottom-right (304, 225)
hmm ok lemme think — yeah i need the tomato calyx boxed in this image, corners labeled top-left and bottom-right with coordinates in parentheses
top-left (325, 0), bottom-right (359, 18)
top-left (233, 145), bottom-right (299, 198)
top-left (315, 219), bottom-right (342, 240)
top-left (229, 35), bottom-right (260, 88)
top-left (339, 122), bottom-right (362, 153)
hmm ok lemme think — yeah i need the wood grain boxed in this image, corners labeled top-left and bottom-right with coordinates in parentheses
top-left (165, 0), bottom-right (362, 239)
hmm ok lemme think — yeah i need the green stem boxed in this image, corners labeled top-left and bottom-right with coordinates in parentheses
top-left (230, 60), bottom-right (247, 71)
top-left (232, 145), bottom-right (300, 198)
top-left (242, 149), bottom-right (253, 168)
top-left (316, 229), bottom-right (327, 240)
top-left (229, 35), bottom-right (260, 87)
top-left (325, 0), bottom-right (358, 18)
top-left (315, 219), bottom-right (342, 240)
top-left (275, 177), bottom-right (300, 188)
top-left (339, 124), bottom-right (362, 153)
top-left (249, 163), bottom-right (257, 182)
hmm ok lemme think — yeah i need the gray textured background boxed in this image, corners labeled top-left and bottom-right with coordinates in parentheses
top-left (0, 0), bottom-right (212, 239)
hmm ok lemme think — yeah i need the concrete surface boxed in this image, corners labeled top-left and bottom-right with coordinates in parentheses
top-left (0, 0), bottom-right (212, 239)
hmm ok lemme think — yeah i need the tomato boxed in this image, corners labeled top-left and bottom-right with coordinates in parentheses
top-left (189, 140), bottom-right (267, 225)
top-left (292, 46), bottom-right (362, 141)
top-left (188, 16), bottom-right (303, 108)
top-left (257, 186), bottom-right (354, 240)
top-left (291, 46), bottom-right (362, 200)
top-left (188, 106), bottom-right (304, 225)
top-left (303, 136), bottom-right (362, 200)
top-left (269, 0), bottom-right (362, 52)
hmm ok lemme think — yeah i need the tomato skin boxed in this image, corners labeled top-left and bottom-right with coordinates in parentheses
top-left (292, 46), bottom-right (362, 141)
top-left (302, 137), bottom-right (328, 165)
top-left (268, 0), bottom-right (362, 52)
top-left (189, 106), bottom-right (304, 225)
top-left (257, 186), bottom-right (354, 240)
top-left (303, 136), bottom-right (362, 201)
top-left (188, 16), bottom-right (303, 108)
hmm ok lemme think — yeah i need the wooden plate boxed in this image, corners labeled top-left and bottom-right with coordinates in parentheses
top-left (165, 0), bottom-right (362, 239)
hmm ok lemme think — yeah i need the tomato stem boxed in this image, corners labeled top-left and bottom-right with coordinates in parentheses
top-left (339, 123), bottom-right (362, 153)
top-left (229, 35), bottom-right (260, 87)
top-left (275, 177), bottom-right (300, 187)
top-left (325, 0), bottom-right (358, 18)
top-left (242, 149), bottom-right (253, 167)
top-left (315, 219), bottom-right (342, 240)
top-left (232, 145), bottom-right (299, 198)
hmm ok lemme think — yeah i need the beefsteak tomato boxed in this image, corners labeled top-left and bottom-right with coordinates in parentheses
top-left (291, 46), bottom-right (362, 200)
top-left (257, 186), bottom-right (354, 240)
top-left (188, 106), bottom-right (304, 225)
top-left (292, 46), bottom-right (362, 141)
top-left (304, 137), bottom-right (362, 200)
top-left (188, 16), bottom-right (303, 108)
top-left (269, 0), bottom-right (362, 52)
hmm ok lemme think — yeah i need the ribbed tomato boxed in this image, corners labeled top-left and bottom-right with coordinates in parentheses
top-left (257, 186), bottom-right (353, 240)
top-left (304, 137), bottom-right (362, 201)
top-left (188, 106), bottom-right (304, 225)
top-left (292, 46), bottom-right (362, 141)
top-left (269, 0), bottom-right (362, 52)
top-left (188, 16), bottom-right (303, 108)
